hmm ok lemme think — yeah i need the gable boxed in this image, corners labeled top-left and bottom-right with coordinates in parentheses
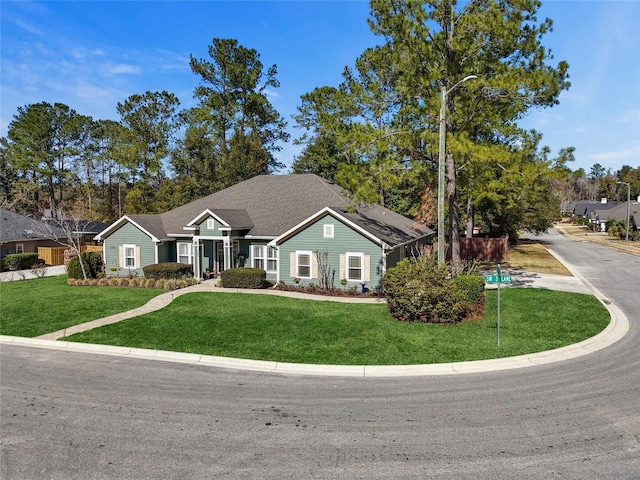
top-left (277, 213), bottom-right (381, 251)
top-left (272, 206), bottom-right (431, 249)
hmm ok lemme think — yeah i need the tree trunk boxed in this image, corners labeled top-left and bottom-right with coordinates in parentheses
top-left (446, 151), bottom-right (461, 269)
top-left (466, 196), bottom-right (474, 238)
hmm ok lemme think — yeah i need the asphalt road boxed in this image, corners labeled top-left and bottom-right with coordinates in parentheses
top-left (1, 230), bottom-right (639, 479)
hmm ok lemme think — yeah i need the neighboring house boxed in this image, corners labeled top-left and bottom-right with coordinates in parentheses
top-left (0, 208), bottom-right (67, 260)
top-left (95, 174), bottom-right (434, 288)
top-left (595, 200), bottom-right (640, 232)
top-left (573, 199), bottom-right (618, 231)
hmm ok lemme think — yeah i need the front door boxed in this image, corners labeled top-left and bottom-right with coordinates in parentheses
top-left (215, 240), bottom-right (240, 273)
top-left (216, 242), bottom-right (224, 274)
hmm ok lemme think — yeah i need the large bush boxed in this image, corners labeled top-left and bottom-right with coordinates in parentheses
top-left (382, 255), bottom-right (485, 324)
top-left (1, 252), bottom-right (41, 272)
top-left (143, 262), bottom-right (193, 279)
top-left (452, 273), bottom-right (487, 320)
top-left (220, 268), bottom-right (267, 289)
top-left (67, 251), bottom-right (104, 279)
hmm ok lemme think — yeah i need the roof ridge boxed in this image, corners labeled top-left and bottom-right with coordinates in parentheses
top-left (309, 174), bottom-right (350, 207)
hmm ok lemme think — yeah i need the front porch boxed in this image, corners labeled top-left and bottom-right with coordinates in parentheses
top-left (192, 238), bottom-right (243, 279)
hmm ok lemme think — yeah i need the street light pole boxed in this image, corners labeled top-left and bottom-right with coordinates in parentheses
top-left (437, 75), bottom-right (478, 264)
top-left (617, 181), bottom-right (630, 241)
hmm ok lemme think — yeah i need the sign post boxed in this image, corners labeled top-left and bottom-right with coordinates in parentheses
top-left (485, 264), bottom-right (512, 346)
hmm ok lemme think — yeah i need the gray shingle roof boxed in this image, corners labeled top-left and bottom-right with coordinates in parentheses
top-left (0, 208), bottom-right (67, 244)
top-left (595, 201), bottom-right (640, 226)
top-left (107, 175), bottom-right (432, 247)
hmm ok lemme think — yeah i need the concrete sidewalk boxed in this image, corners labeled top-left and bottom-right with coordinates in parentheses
top-left (0, 255), bottom-right (628, 376)
top-left (0, 265), bottom-right (66, 282)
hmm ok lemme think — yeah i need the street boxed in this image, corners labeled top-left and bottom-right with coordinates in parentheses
top-left (1, 231), bottom-right (639, 479)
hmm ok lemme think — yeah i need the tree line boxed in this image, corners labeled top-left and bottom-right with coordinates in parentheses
top-left (2, 1), bottom-right (639, 264)
top-left (1, 38), bottom-right (288, 220)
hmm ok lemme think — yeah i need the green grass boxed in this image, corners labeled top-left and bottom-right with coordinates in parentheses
top-left (66, 290), bottom-right (609, 365)
top-left (0, 276), bottom-right (165, 337)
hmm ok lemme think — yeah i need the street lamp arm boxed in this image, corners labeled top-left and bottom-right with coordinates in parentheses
top-left (445, 75), bottom-right (479, 96)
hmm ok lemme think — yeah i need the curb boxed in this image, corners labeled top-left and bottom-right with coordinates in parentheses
top-left (0, 296), bottom-right (628, 377)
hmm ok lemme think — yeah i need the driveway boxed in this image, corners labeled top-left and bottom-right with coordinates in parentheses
top-left (1, 231), bottom-right (639, 479)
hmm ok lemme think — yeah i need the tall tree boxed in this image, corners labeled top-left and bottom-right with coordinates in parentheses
top-left (117, 91), bottom-right (181, 213)
top-left (369, 0), bottom-right (570, 263)
top-left (185, 38), bottom-right (288, 190)
top-left (294, 46), bottom-right (429, 216)
top-left (3, 102), bottom-right (91, 216)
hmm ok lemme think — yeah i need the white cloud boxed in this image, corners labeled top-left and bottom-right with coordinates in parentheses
top-left (108, 64), bottom-right (143, 75)
top-left (590, 142), bottom-right (640, 165)
top-left (13, 19), bottom-right (43, 36)
top-left (75, 82), bottom-right (117, 100)
top-left (70, 47), bottom-right (107, 61)
top-left (611, 108), bottom-right (640, 125)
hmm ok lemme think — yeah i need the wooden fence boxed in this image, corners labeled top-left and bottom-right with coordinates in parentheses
top-left (457, 237), bottom-right (508, 262)
top-left (37, 245), bottom-right (103, 266)
top-left (436, 237), bottom-right (508, 262)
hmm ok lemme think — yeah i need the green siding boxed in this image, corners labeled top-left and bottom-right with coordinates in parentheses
top-left (278, 214), bottom-right (384, 288)
top-left (197, 216), bottom-right (226, 236)
top-left (103, 222), bottom-right (155, 277)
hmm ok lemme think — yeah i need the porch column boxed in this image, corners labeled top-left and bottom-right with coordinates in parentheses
top-left (193, 238), bottom-right (201, 279)
top-left (223, 236), bottom-right (231, 271)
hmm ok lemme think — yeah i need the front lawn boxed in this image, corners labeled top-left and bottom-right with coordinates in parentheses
top-left (0, 276), bottom-right (165, 337)
top-left (66, 289), bottom-right (609, 365)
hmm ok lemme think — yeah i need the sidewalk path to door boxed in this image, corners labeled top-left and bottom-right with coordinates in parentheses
top-left (0, 265), bottom-right (66, 282)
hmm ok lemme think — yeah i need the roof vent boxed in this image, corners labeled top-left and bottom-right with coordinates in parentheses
top-left (24, 229), bottom-right (33, 238)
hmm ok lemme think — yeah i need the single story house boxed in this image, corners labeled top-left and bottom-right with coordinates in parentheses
top-left (0, 208), bottom-right (68, 260)
top-left (594, 200), bottom-right (640, 232)
top-left (95, 174), bottom-right (434, 288)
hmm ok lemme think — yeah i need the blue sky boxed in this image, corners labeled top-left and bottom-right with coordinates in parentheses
top-left (2, 0), bottom-right (639, 174)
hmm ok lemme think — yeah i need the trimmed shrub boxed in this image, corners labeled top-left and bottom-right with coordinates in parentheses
top-left (67, 251), bottom-right (104, 279)
top-left (143, 262), bottom-right (193, 279)
top-left (1, 252), bottom-right (40, 271)
top-left (220, 267), bottom-right (267, 289)
top-left (452, 273), bottom-right (487, 321)
top-left (383, 254), bottom-right (485, 324)
top-left (453, 274), bottom-right (486, 304)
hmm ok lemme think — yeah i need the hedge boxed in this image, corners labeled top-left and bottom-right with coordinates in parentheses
top-left (142, 262), bottom-right (194, 279)
top-left (1, 252), bottom-right (41, 272)
top-left (220, 268), bottom-right (267, 289)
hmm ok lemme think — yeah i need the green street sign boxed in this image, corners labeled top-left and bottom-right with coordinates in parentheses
top-left (485, 275), bottom-right (513, 284)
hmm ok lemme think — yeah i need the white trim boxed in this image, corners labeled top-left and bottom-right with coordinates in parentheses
top-left (206, 218), bottom-right (215, 230)
top-left (186, 209), bottom-right (231, 228)
top-left (123, 244), bottom-right (137, 269)
top-left (323, 224), bottom-right (334, 238)
top-left (252, 245), bottom-right (266, 270)
top-left (251, 244), bottom-right (278, 273)
top-left (296, 250), bottom-right (313, 279)
top-left (271, 208), bottom-right (382, 246)
top-left (345, 252), bottom-right (364, 282)
top-left (95, 215), bottom-right (160, 242)
top-left (246, 235), bottom-right (277, 240)
top-left (15, 243), bottom-right (24, 254)
top-left (177, 241), bottom-right (193, 265)
top-left (267, 245), bottom-right (278, 273)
